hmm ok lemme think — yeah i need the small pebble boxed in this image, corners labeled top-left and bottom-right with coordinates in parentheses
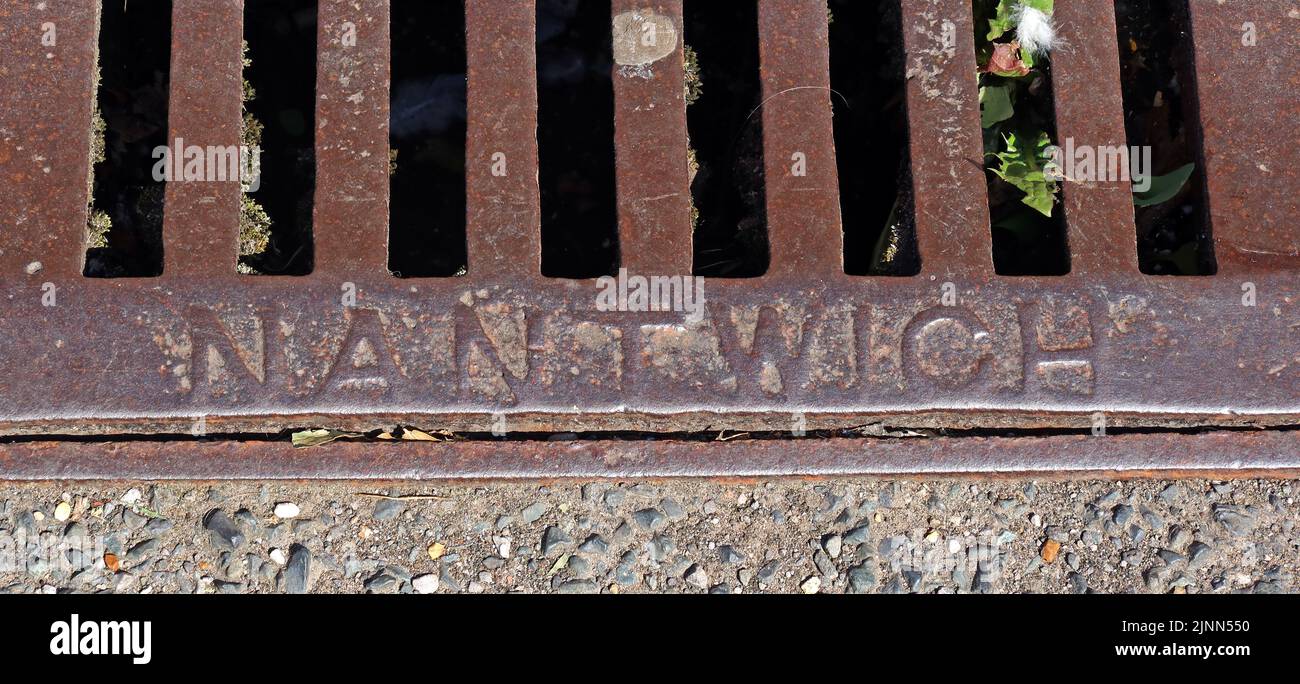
top-left (412, 573), bottom-right (439, 594)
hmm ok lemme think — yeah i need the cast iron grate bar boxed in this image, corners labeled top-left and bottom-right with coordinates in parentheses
top-left (0, 1), bottom-right (1293, 479)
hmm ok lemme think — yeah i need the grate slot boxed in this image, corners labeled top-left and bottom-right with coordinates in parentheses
top-left (311, 0), bottom-right (391, 278)
top-left (161, 0), bottom-right (244, 278)
top-left (84, 0), bottom-right (171, 279)
top-left (757, 0), bottom-right (843, 279)
top-left (537, 0), bottom-right (620, 279)
top-left (241, 0), bottom-right (318, 276)
top-left (388, 0), bottom-right (468, 278)
top-left (685, 0), bottom-right (767, 278)
top-left (1053, 0), bottom-right (1139, 275)
top-left (0, 1), bottom-right (99, 278)
top-left (465, 0), bottom-right (542, 280)
top-left (898, 0), bottom-right (993, 278)
top-left (975, 0), bottom-right (1070, 276)
top-left (829, 0), bottom-right (918, 277)
top-left (1115, 0), bottom-right (1215, 275)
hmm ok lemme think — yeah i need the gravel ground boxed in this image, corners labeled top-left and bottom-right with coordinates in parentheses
top-left (1, 478), bottom-right (1295, 594)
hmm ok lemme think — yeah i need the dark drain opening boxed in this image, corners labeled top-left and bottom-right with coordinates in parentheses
top-left (389, 0), bottom-right (468, 278)
top-left (685, 0), bottom-right (768, 278)
top-left (829, 0), bottom-right (918, 276)
top-left (973, 0), bottom-right (1070, 276)
top-left (1115, 0), bottom-right (1216, 275)
top-left (537, 0), bottom-right (619, 279)
top-left (241, 0), bottom-right (317, 276)
top-left (83, 0), bottom-right (171, 278)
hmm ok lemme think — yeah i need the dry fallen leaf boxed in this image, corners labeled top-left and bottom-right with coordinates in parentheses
top-left (104, 552), bottom-right (120, 573)
top-left (291, 429), bottom-right (362, 448)
top-left (547, 553), bottom-right (571, 578)
top-left (427, 542), bottom-right (446, 561)
top-left (401, 427), bottom-right (456, 442)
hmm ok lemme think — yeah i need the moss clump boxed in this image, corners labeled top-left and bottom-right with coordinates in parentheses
top-left (686, 146), bottom-right (700, 228)
top-left (85, 63), bottom-right (111, 250)
top-left (683, 45), bottom-right (703, 106)
top-left (389, 148), bottom-right (399, 177)
top-left (239, 195), bottom-right (272, 255)
top-left (238, 41), bottom-right (273, 272)
top-left (86, 208), bottom-right (112, 249)
top-left (684, 45), bottom-right (703, 230)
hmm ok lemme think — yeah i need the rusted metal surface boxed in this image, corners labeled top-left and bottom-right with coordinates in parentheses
top-left (466, 0), bottom-right (542, 279)
top-left (0, 1), bottom-right (1296, 477)
top-left (760, 0), bottom-right (843, 278)
top-left (612, 0), bottom-right (693, 275)
top-left (0, 275), bottom-right (1294, 435)
top-left (1187, 0), bottom-right (1300, 273)
top-left (314, 0), bottom-right (391, 277)
top-left (899, 0), bottom-right (995, 277)
top-left (1051, 0), bottom-right (1139, 275)
top-left (164, 0), bottom-right (244, 277)
top-left (0, 0), bottom-right (99, 276)
top-left (0, 431), bottom-right (1296, 481)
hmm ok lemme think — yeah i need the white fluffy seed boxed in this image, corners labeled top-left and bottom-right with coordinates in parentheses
top-left (1015, 6), bottom-right (1057, 57)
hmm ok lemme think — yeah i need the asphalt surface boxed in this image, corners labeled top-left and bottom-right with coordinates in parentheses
top-left (1, 478), bottom-right (1294, 594)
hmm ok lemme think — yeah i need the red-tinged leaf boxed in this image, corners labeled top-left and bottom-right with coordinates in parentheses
top-left (984, 41), bottom-right (1030, 77)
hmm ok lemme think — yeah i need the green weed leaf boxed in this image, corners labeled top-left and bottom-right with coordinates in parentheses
top-left (980, 85), bottom-right (1014, 128)
top-left (1133, 163), bottom-right (1195, 207)
top-left (989, 129), bottom-right (1058, 217)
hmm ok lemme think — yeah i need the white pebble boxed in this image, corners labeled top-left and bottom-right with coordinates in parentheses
top-left (800, 576), bottom-right (822, 594)
top-left (412, 573), bottom-right (439, 594)
top-left (269, 548), bottom-right (287, 566)
top-left (121, 488), bottom-right (142, 505)
top-left (273, 502), bottom-right (301, 519)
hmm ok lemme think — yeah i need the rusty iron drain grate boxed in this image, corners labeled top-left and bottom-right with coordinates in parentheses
top-left (0, 0), bottom-right (1296, 479)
